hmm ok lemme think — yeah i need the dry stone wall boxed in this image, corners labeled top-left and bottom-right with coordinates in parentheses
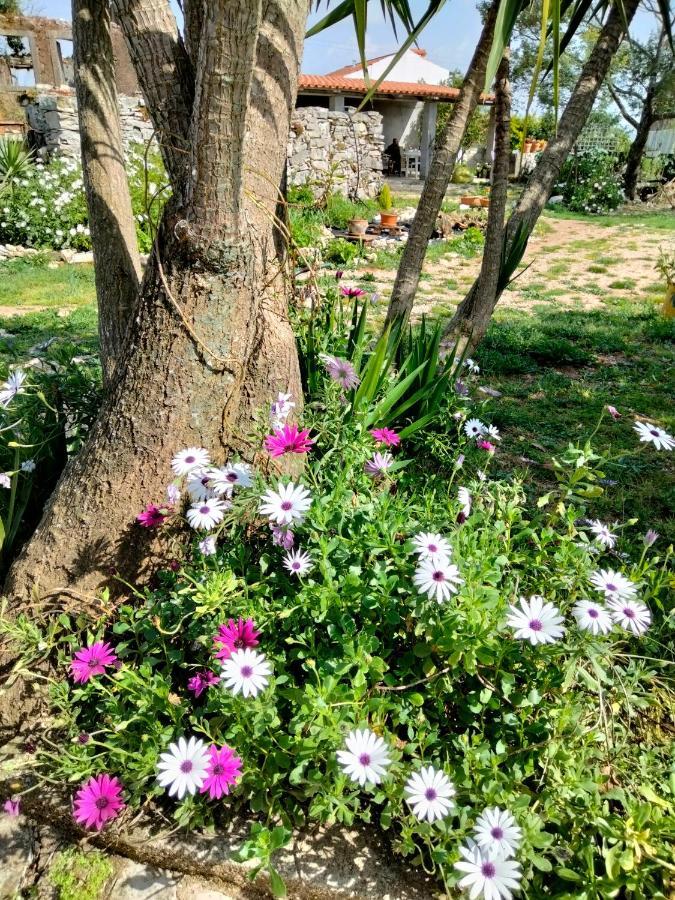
top-left (288, 107), bottom-right (384, 199)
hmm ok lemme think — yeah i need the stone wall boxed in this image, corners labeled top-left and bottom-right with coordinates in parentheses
top-left (24, 89), bottom-right (155, 157)
top-left (288, 107), bottom-right (384, 200)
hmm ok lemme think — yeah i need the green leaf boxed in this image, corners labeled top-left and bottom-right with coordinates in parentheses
top-left (268, 866), bottom-right (287, 898)
top-left (484, 0), bottom-right (524, 91)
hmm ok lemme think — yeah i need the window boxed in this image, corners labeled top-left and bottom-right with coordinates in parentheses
top-left (56, 38), bottom-right (74, 86)
top-left (0, 34), bottom-right (35, 87)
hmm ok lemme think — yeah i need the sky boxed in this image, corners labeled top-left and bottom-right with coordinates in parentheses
top-left (26, 0), bottom-right (659, 86)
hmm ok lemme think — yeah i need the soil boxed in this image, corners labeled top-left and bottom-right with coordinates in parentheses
top-left (352, 216), bottom-right (667, 319)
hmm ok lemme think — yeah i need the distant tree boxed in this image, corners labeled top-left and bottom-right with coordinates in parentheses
top-left (606, 5), bottom-right (675, 198)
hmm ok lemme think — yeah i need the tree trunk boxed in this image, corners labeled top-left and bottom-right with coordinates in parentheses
top-left (623, 89), bottom-right (655, 200)
top-left (384, 0), bottom-right (499, 326)
top-left (446, 0), bottom-right (640, 346)
top-left (5, 0), bottom-right (308, 603)
top-left (73, 0), bottom-right (142, 389)
top-left (447, 49), bottom-right (511, 351)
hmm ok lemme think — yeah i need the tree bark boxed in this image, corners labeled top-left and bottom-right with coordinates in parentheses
top-left (5, 0), bottom-right (308, 603)
top-left (446, 49), bottom-right (511, 350)
top-left (623, 89), bottom-right (655, 200)
top-left (384, 0), bottom-right (499, 326)
top-left (112, 0), bottom-right (194, 194)
top-left (446, 0), bottom-right (640, 346)
top-left (72, 0), bottom-right (142, 389)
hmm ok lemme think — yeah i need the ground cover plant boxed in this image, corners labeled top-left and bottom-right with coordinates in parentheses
top-left (1, 275), bottom-right (674, 898)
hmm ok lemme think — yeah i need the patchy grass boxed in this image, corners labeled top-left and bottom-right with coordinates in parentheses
top-left (609, 278), bottom-right (637, 290)
top-left (543, 207), bottom-right (675, 231)
top-left (480, 299), bottom-right (675, 542)
top-left (0, 255), bottom-right (95, 310)
top-left (48, 849), bottom-right (113, 900)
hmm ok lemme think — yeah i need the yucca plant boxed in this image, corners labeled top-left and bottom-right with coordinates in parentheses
top-left (0, 139), bottom-right (33, 193)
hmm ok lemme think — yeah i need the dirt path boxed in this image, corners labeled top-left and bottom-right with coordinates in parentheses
top-left (352, 216), bottom-right (668, 319)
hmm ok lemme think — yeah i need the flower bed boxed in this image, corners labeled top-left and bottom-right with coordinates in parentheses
top-left (1, 321), bottom-right (674, 898)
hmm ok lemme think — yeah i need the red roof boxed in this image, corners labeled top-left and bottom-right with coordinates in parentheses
top-left (298, 74), bottom-right (490, 102)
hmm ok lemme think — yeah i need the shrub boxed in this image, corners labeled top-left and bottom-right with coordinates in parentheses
top-left (324, 193), bottom-right (378, 230)
top-left (378, 183), bottom-right (394, 212)
top-left (451, 164), bottom-right (473, 184)
top-left (558, 151), bottom-right (623, 214)
top-left (0, 144), bottom-right (169, 252)
top-left (323, 237), bottom-right (361, 267)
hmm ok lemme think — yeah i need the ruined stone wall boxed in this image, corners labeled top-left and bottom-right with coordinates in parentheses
top-left (288, 107), bottom-right (384, 200)
top-left (24, 90), bottom-right (154, 157)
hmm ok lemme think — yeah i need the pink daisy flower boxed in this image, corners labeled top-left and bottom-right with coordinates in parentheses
top-left (73, 774), bottom-right (125, 831)
top-left (370, 427), bottom-right (400, 447)
top-left (340, 286), bottom-right (366, 298)
top-left (200, 745), bottom-right (243, 800)
top-left (187, 670), bottom-right (220, 698)
top-left (264, 424), bottom-right (316, 458)
top-left (364, 451), bottom-right (394, 477)
top-left (335, 269), bottom-right (344, 280)
top-left (4, 798), bottom-right (20, 816)
top-left (136, 503), bottom-right (167, 527)
top-left (213, 618), bottom-right (260, 662)
top-left (607, 405), bottom-right (620, 420)
top-left (320, 354), bottom-right (360, 390)
top-left (271, 525), bottom-right (294, 549)
top-left (477, 440), bottom-right (496, 452)
top-left (70, 641), bottom-right (118, 684)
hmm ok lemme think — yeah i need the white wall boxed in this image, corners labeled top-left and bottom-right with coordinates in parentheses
top-left (372, 99), bottom-right (423, 149)
top-left (344, 49), bottom-right (450, 86)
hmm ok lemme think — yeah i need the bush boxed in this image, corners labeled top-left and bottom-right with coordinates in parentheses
top-left (323, 237), bottom-right (361, 267)
top-left (558, 151), bottom-right (623, 214)
top-left (0, 144), bottom-right (169, 252)
top-left (451, 164), bottom-right (473, 184)
top-left (324, 193), bottom-right (378, 230)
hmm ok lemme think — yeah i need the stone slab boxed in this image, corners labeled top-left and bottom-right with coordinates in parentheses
top-left (0, 815), bottom-right (33, 899)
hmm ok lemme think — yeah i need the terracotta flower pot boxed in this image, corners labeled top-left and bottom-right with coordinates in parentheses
top-left (347, 218), bottom-right (368, 236)
top-left (380, 211), bottom-right (399, 228)
top-left (461, 196), bottom-right (483, 208)
top-left (523, 141), bottom-right (534, 154)
top-left (479, 197), bottom-right (490, 208)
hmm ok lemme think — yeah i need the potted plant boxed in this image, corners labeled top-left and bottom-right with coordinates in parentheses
top-left (378, 183), bottom-right (399, 228)
top-left (347, 216), bottom-right (369, 236)
top-left (656, 247), bottom-right (675, 319)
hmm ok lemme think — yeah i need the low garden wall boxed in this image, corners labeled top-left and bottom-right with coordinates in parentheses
top-left (287, 107), bottom-right (384, 200)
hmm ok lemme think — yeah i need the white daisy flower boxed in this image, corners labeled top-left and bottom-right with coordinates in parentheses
top-left (156, 736), bottom-right (210, 799)
top-left (283, 548), bottom-right (313, 576)
top-left (411, 532), bottom-right (452, 562)
top-left (633, 421), bottom-right (674, 451)
top-left (455, 843), bottom-right (522, 900)
top-left (198, 535), bottom-right (217, 556)
top-left (589, 520), bottom-right (617, 549)
top-left (186, 468), bottom-right (215, 501)
top-left (166, 484), bottom-right (181, 506)
top-left (209, 462), bottom-right (253, 496)
top-left (20, 459), bottom-right (36, 473)
top-left (464, 358), bottom-right (480, 374)
top-left (260, 482), bottom-right (312, 525)
top-left (589, 569), bottom-right (638, 602)
top-left (464, 418), bottom-right (486, 439)
top-left (186, 497), bottom-right (228, 530)
top-left (0, 474), bottom-right (11, 489)
top-left (336, 729), bottom-right (391, 787)
top-left (473, 808), bottom-right (522, 859)
top-left (171, 447), bottom-right (210, 476)
top-left (458, 486), bottom-right (472, 520)
top-left (572, 600), bottom-right (613, 635)
top-left (486, 424), bottom-right (501, 442)
top-left (413, 558), bottom-right (463, 603)
top-left (608, 598), bottom-right (651, 635)
top-left (220, 648), bottom-right (271, 698)
top-left (404, 766), bottom-right (456, 823)
top-left (506, 595), bottom-right (564, 645)
top-left (0, 369), bottom-right (26, 407)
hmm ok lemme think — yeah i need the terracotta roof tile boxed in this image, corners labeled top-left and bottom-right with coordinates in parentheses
top-left (298, 74), bottom-right (494, 103)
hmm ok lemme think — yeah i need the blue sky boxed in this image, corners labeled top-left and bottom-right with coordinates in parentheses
top-left (31, 0), bottom-right (658, 82)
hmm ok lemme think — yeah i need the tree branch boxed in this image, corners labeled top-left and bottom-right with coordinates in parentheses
top-left (607, 80), bottom-right (640, 128)
top-left (111, 0), bottom-right (194, 194)
top-left (183, 0), bottom-right (204, 68)
top-left (188, 0), bottom-right (263, 243)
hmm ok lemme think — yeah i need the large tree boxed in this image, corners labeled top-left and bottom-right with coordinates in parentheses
top-left (6, 0), bottom-right (307, 600)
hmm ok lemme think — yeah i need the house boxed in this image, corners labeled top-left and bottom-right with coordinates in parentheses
top-left (297, 48), bottom-right (494, 177)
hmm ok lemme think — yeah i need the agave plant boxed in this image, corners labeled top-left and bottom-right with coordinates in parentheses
top-left (0, 139), bottom-right (33, 193)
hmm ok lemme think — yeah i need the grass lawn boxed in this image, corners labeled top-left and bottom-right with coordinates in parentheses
top-left (0, 255), bottom-right (96, 310)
